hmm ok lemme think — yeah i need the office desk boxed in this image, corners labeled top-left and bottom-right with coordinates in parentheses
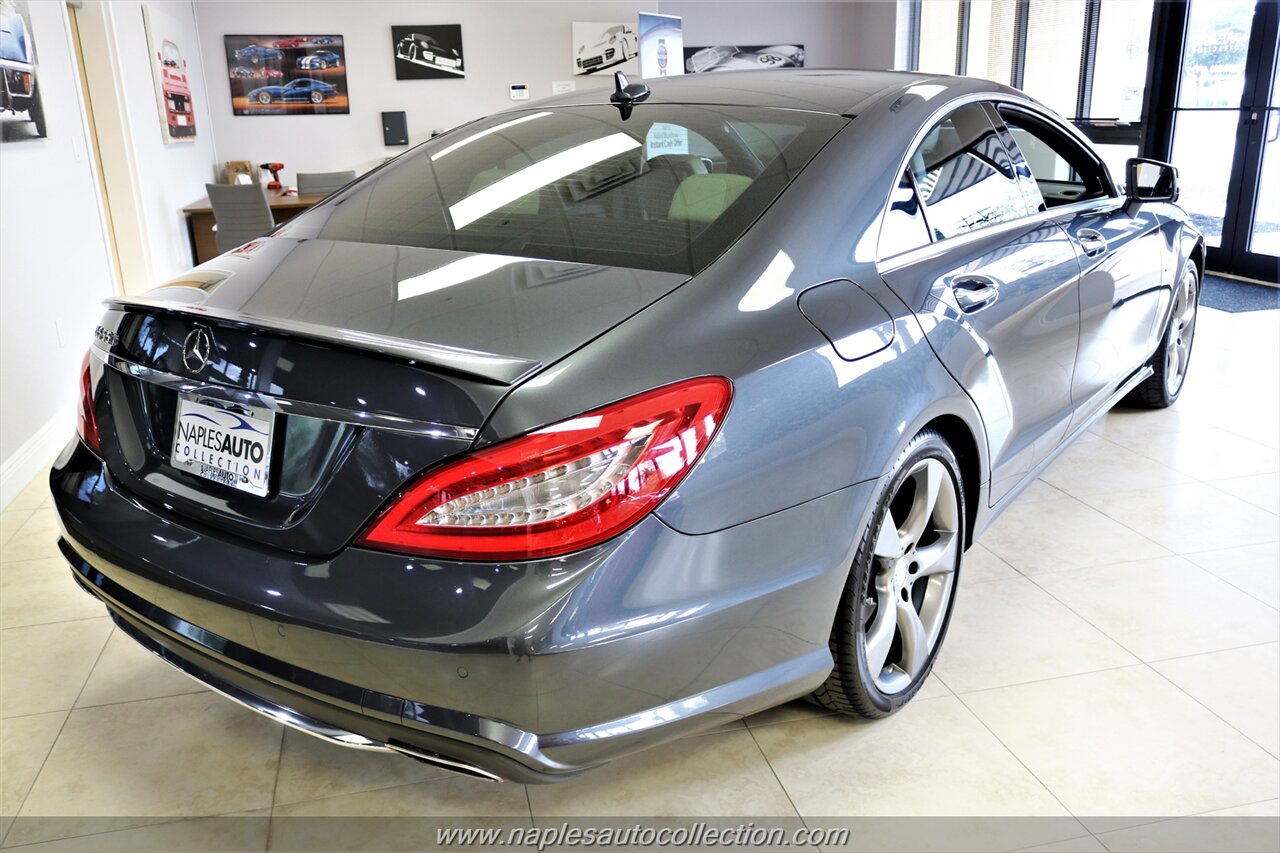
top-left (183, 190), bottom-right (326, 265)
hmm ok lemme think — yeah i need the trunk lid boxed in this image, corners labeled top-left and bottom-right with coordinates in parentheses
top-left (95, 237), bottom-right (687, 555)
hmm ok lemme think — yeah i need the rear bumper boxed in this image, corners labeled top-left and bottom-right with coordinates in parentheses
top-left (51, 440), bottom-right (875, 780)
top-left (62, 540), bottom-right (547, 782)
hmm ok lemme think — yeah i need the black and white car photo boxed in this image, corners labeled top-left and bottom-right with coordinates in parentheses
top-left (572, 21), bottom-right (638, 75)
top-left (684, 44), bottom-right (806, 73)
top-left (391, 24), bottom-right (464, 80)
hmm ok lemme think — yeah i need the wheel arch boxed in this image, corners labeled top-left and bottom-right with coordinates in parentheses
top-left (1187, 235), bottom-right (1205, 283)
top-left (918, 413), bottom-right (983, 551)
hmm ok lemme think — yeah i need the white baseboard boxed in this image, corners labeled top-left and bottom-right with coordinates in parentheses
top-left (0, 407), bottom-right (73, 511)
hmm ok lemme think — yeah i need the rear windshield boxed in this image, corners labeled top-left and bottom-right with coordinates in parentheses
top-left (278, 105), bottom-right (846, 275)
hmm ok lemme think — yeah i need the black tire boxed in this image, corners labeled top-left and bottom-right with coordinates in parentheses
top-left (810, 429), bottom-right (965, 718)
top-left (29, 84), bottom-right (45, 138)
top-left (257, 92), bottom-right (272, 104)
top-left (1125, 262), bottom-right (1200, 409)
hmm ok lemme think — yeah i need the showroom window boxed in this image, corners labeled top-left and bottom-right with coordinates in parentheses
top-left (916, 0), bottom-right (963, 74)
top-left (899, 0), bottom-right (1156, 176)
top-left (902, 0), bottom-right (1277, 278)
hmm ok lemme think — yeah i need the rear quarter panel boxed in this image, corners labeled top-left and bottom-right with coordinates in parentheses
top-left (481, 104), bottom-right (991, 535)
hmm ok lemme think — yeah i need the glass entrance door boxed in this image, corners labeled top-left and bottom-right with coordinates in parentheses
top-left (1170, 0), bottom-right (1280, 281)
top-left (1239, 40), bottom-right (1280, 272)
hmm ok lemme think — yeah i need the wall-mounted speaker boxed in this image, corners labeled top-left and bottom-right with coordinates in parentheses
top-left (382, 111), bottom-right (409, 146)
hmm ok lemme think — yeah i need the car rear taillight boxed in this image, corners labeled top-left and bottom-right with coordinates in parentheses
top-left (77, 351), bottom-right (102, 455)
top-left (358, 377), bottom-right (733, 561)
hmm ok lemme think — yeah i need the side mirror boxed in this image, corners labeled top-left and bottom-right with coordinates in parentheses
top-left (1126, 157), bottom-right (1179, 204)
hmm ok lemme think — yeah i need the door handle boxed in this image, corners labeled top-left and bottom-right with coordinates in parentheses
top-left (949, 274), bottom-right (1001, 313)
top-left (1077, 228), bottom-right (1108, 257)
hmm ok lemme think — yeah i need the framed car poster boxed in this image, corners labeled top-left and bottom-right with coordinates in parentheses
top-left (143, 4), bottom-right (196, 142)
top-left (223, 34), bottom-right (348, 115)
top-left (391, 25), bottom-right (464, 80)
top-left (0, 0), bottom-right (47, 142)
top-left (683, 44), bottom-right (806, 73)
top-left (571, 22), bottom-right (638, 77)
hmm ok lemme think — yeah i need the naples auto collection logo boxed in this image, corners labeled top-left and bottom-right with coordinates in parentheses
top-left (175, 408), bottom-right (268, 460)
top-left (173, 406), bottom-right (270, 487)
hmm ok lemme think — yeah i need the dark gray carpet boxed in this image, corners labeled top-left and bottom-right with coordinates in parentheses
top-left (1201, 273), bottom-right (1280, 313)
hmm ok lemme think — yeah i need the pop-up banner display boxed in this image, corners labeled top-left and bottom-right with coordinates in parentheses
top-left (637, 12), bottom-right (683, 78)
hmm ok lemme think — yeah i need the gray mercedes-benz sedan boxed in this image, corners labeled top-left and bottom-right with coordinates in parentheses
top-left (51, 70), bottom-right (1203, 782)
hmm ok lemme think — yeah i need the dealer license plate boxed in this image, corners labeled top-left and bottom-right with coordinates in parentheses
top-left (170, 395), bottom-right (275, 496)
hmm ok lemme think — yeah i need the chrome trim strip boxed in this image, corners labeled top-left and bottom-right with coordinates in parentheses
top-left (385, 744), bottom-right (503, 782)
top-left (84, 586), bottom-right (392, 754)
top-left (138, 631), bottom-right (394, 753)
top-left (104, 295), bottom-right (543, 386)
top-left (70, 553), bottom-right (506, 781)
top-left (113, 607), bottom-right (500, 780)
top-left (62, 533), bottom-right (567, 776)
top-left (877, 197), bottom-right (1123, 275)
top-left (100, 351), bottom-right (479, 441)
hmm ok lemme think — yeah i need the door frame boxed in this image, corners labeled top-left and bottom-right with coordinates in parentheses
top-left (1218, 0), bottom-right (1279, 280)
top-left (64, 0), bottom-right (154, 294)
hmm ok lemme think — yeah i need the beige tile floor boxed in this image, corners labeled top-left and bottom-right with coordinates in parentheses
top-left (0, 307), bottom-right (1277, 850)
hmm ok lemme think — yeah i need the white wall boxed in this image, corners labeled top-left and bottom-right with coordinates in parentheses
top-left (666, 0), bottom-right (897, 70)
top-left (105, 0), bottom-right (220, 283)
top-left (0, 0), bottom-right (898, 503)
top-left (0, 1), bottom-right (116, 505)
top-left (192, 0), bottom-right (898, 188)
top-left (0, 0), bottom-right (220, 505)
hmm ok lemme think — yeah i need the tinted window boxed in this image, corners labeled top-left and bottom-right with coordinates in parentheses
top-left (909, 103), bottom-right (1030, 240)
top-left (879, 170), bottom-right (932, 258)
top-left (278, 105), bottom-right (846, 275)
top-left (998, 107), bottom-right (1112, 208)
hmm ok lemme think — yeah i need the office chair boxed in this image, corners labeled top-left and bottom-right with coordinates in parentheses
top-left (205, 183), bottom-right (275, 254)
top-left (297, 170), bottom-right (356, 197)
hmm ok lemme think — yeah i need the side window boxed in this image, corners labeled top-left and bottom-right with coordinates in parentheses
top-left (879, 169), bottom-right (931, 258)
top-left (909, 103), bottom-right (1031, 241)
top-left (997, 108), bottom-right (1113, 209)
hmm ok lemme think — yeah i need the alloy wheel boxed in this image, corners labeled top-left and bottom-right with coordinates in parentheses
top-left (861, 457), bottom-right (960, 695)
top-left (1165, 267), bottom-right (1198, 397)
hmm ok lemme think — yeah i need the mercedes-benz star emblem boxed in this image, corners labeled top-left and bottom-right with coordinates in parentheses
top-left (182, 327), bottom-right (214, 373)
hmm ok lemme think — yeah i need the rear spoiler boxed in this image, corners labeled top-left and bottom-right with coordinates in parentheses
top-left (103, 296), bottom-right (543, 386)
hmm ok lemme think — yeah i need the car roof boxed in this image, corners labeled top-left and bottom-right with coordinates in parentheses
top-left (534, 68), bottom-right (1023, 117)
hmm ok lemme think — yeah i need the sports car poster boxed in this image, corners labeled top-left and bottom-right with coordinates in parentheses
top-left (683, 44), bottom-right (806, 73)
top-left (0, 0), bottom-right (47, 142)
top-left (571, 22), bottom-right (638, 77)
top-left (223, 34), bottom-right (348, 115)
top-left (143, 5), bottom-right (196, 142)
top-left (391, 25), bottom-right (464, 80)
